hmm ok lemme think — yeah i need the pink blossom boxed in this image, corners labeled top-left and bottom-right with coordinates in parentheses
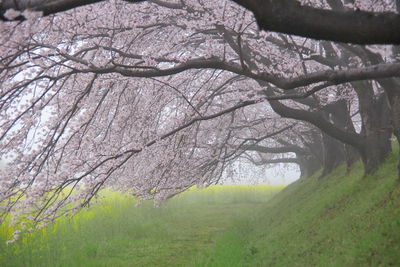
top-left (4, 9), bottom-right (21, 20)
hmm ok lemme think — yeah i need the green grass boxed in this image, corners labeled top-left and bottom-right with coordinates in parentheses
top-left (196, 148), bottom-right (400, 266)
top-left (1, 148), bottom-right (399, 266)
top-left (0, 185), bottom-right (282, 267)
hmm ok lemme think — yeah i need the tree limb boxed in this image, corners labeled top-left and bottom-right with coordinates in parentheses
top-left (2, 0), bottom-right (400, 45)
top-left (231, 0), bottom-right (400, 44)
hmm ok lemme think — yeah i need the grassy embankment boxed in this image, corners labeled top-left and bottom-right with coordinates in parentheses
top-left (197, 147), bottom-right (400, 266)
top-left (0, 185), bottom-right (282, 266)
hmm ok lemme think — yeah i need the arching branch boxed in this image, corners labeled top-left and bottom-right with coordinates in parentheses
top-left (231, 0), bottom-right (400, 44)
top-left (2, 0), bottom-right (400, 45)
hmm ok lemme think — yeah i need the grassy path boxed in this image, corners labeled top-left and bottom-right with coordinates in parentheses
top-left (0, 185), bottom-right (282, 266)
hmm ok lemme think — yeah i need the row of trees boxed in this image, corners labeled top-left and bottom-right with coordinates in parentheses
top-left (0, 0), bottom-right (399, 240)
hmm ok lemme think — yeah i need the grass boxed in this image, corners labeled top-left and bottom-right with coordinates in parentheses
top-left (1, 147), bottom-right (399, 266)
top-left (0, 185), bottom-right (282, 267)
top-left (196, 147), bottom-right (400, 266)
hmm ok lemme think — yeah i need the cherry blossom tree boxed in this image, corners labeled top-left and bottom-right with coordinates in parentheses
top-left (0, 0), bottom-right (399, 242)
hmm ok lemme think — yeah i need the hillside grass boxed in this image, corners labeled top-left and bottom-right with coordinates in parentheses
top-left (197, 147), bottom-right (400, 266)
top-left (0, 185), bottom-right (282, 267)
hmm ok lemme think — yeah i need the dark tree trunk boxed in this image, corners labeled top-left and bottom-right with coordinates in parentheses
top-left (297, 130), bottom-right (324, 177)
top-left (353, 81), bottom-right (392, 174)
top-left (297, 152), bottom-right (321, 178)
top-left (384, 86), bottom-right (400, 182)
top-left (323, 99), bottom-right (360, 171)
top-left (385, 43), bottom-right (400, 182)
top-left (343, 42), bottom-right (399, 179)
top-left (320, 132), bottom-right (345, 177)
top-left (294, 98), bottom-right (349, 176)
top-left (392, 97), bottom-right (400, 182)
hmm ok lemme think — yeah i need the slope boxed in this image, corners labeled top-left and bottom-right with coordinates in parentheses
top-left (198, 147), bottom-right (400, 266)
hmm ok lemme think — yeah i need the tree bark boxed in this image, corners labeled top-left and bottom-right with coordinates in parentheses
top-left (297, 131), bottom-right (324, 177)
top-left (352, 81), bottom-right (392, 174)
top-left (2, 0), bottom-right (400, 45)
top-left (383, 87), bottom-right (400, 182)
top-left (322, 99), bottom-right (359, 170)
top-left (297, 153), bottom-right (321, 177)
top-left (320, 132), bottom-right (345, 177)
top-left (339, 44), bottom-right (399, 179)
top-left (231, 0), bottom-right (400, 44)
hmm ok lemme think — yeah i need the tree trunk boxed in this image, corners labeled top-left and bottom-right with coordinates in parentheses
top-left (298, 130), bottom-right (323, 177)
top-left (297, 153), bottom-right (321, 178)
top-left (347, 42), bottom-right (400, 179)
top-left (387, 91), bottom-right (400, 182)
top-left (384, 42), bottom-right (400, 182)
top-left (320, 132), bottom-right (345, 177)
top-left (354, 82), bottom-right (392, 174)
top-left (321, 99), bottom-right (359, 174)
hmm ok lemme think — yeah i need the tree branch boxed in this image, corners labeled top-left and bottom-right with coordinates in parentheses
top-left (231, 0), bottom-right (400, 44)
top-left (2, 0), bottom-right (400, 45)
top-left (247, 156), bottom-right (299, 166)
top-left (266, 91), bottom-right (364, 151)
top-left (241, 142), bottom-right (306, 154)
top-left (80, 57), bottom-right (400, 92)
top-left (0, 0), bottom-right (145, 20)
